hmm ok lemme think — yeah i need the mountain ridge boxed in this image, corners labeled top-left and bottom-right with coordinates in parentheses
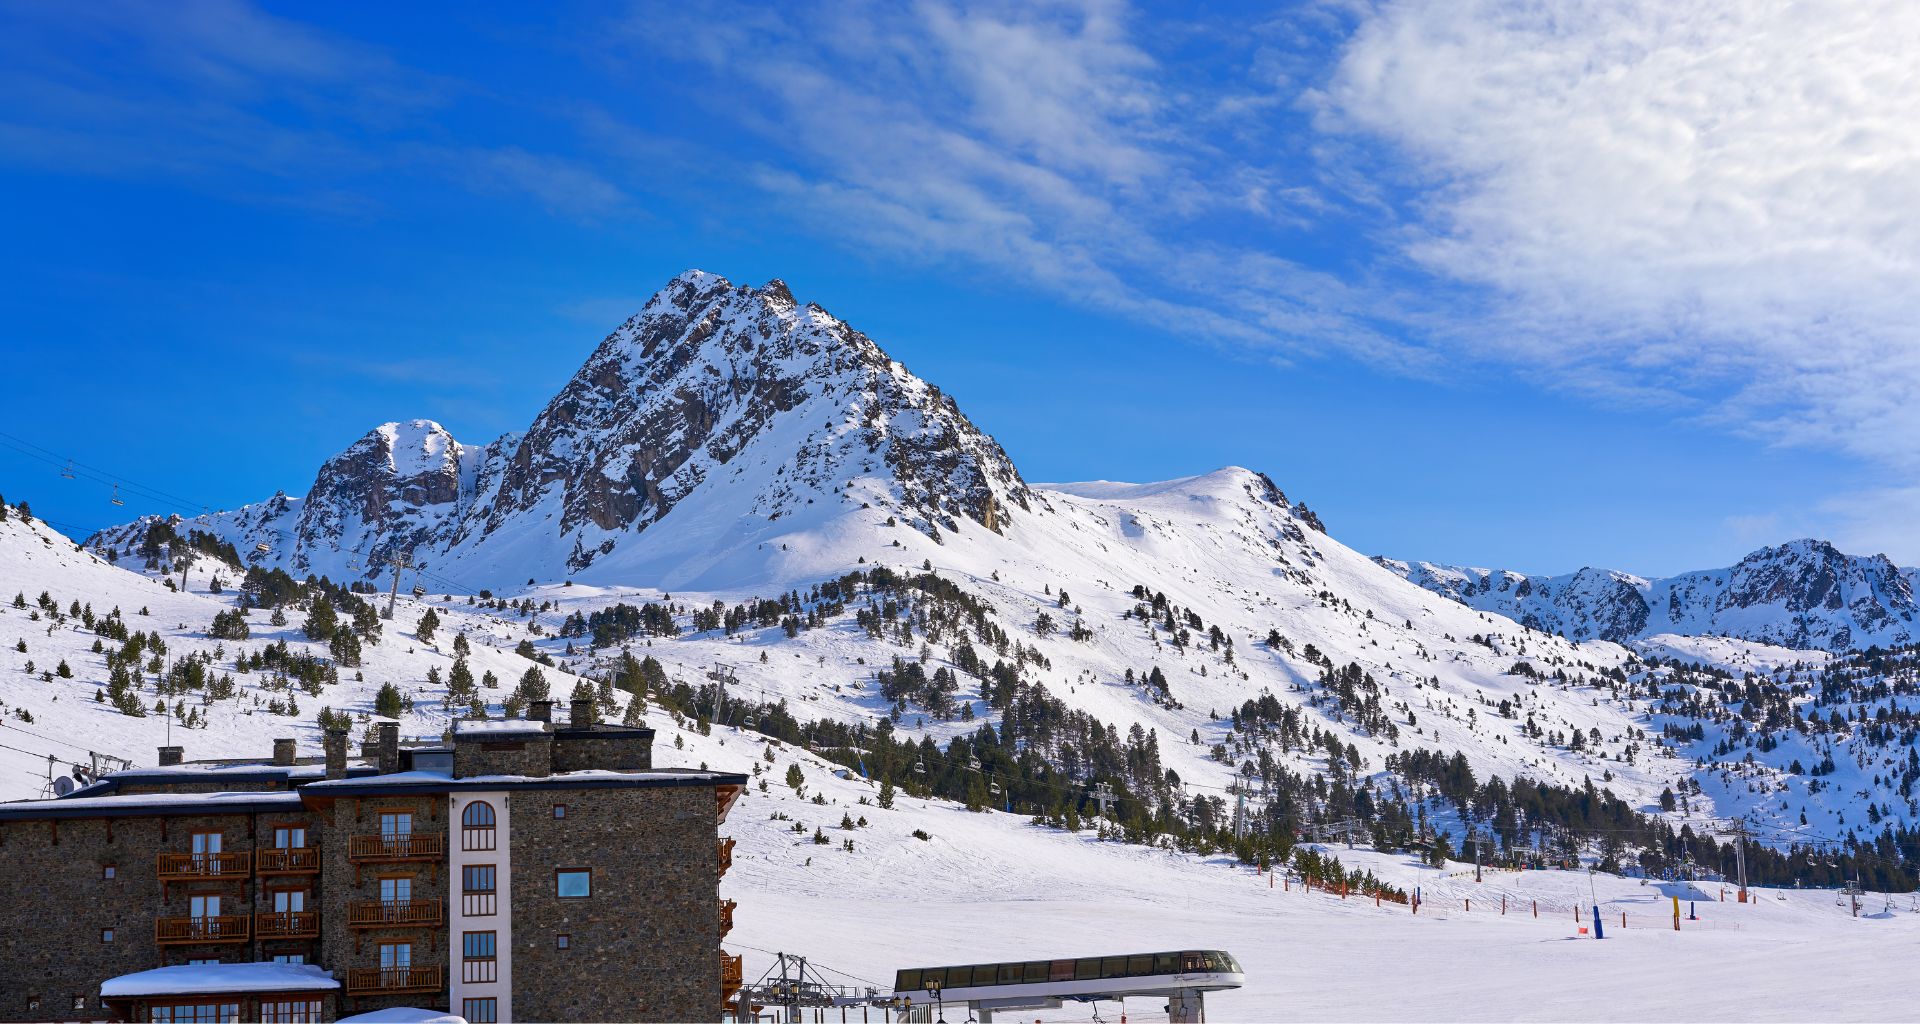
top-left (1376, 538), bottom-right (1918, 652)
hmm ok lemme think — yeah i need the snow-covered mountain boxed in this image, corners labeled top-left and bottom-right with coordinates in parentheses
top-left (1377, 539), bottom-right (1918, 652)
top-left (94, 271), bottom-right (1027, 591)
top-left (25, 267), bottom-right (1918, 863)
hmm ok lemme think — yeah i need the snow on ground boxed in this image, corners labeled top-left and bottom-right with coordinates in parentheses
top-left (703, 718), bottom-right (1919, 1023)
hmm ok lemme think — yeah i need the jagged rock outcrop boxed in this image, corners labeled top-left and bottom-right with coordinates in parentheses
top-left (92, 271), bottom-right (1030, 587)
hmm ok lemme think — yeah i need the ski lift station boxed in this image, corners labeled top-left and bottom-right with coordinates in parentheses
top-left (890, 950), bottom-right (1244, 1023)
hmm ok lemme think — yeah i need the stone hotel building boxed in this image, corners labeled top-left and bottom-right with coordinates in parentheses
top-left (0, 699), bottom-right (747, 1023)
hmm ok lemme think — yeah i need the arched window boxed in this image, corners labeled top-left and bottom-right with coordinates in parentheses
top-left (461, 800), bottom-right (497, 851)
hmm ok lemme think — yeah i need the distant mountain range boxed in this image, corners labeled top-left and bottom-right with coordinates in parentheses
top-left (1376, 540), bottom-right (1918, 652)
top-left (91, 269), bottom-right (1913, 655)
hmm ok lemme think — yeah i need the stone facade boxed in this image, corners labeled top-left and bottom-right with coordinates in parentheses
top-left (550, 728), bottom-right (653, 773)
top-left (508, 785), bottom-right (720, 1022)
top-left (453, 734), bottom-right (553, 779)
top-left (318, 793), bottom-right (449, 1019)
top-left (0, 735), bottom-right (741, 1024)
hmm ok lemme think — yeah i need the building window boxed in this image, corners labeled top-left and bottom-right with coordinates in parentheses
top-left (462, 930), bottom-right (498, 984)
top-left (379, 810), bottom-right (413, 838)
top-left (150, 1001), bottom-right (240, 1023)
top-left (270, 954), bottom-right (307, 965)
top-left (555, 933), bottom-right (570, 950)
top-left (102, 865), bottom-right (116, 879)
top-left (462, 998), bottom-right (499, 1024)
top-left (461, 800), bottom-right (497, 851)
top-left (101, 928), bottom-right (114, 943)
top-left (72, 996), bottom-right (86, 1012)
top-left (379, 875), bottom-right (414, 904)
top-left (462, 864), bottom-right (497, 917)
top-left (186, 959), bottom-right (220, 967)
top-left (273, 825), bottom-right (307, 849)
top-left (26, 998), bottom-right (38, 1014)
top-left (556, 868), bottom-right (591, 898)
top-left (552, 803), bottom-right (566, 819)
top-left (259, 999), bottom-right (323, 1023)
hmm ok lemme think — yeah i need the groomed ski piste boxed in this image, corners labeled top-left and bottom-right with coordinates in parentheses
top-left (717, 735), bottom-right (1920, 1023)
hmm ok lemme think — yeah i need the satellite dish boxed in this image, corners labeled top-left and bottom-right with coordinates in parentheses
top-left (52, 776), bottom-right (75, 797)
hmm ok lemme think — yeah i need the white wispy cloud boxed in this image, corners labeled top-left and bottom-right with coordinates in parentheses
top-left (1316, 0), bottom-right (1920, 473)
top-left (610, 0), bottom-right (1920, 557)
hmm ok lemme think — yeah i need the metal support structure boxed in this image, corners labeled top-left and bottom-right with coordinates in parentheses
top-left (379, 552), bottom-right (414, 620)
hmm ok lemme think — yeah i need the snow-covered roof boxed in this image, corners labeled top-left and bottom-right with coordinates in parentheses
top-left (452, 719), bottom-right (550, 736)
top-left (302, 767), bottom-right (744, 792)
top-left (0, 789), bottom-right (305, 819)
top-left (338, 1009), bottom-right (466, 1024)
top-left (106, 761), bottom-right (341, 780)
top-left (101, 962), bottom-right (340, 997)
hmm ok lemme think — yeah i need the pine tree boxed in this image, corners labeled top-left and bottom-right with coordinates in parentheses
top-left (374, 682), bottom-right (405, 719)
top-left (329, 628), bottom-right (362, 667)
top-left (303, 597), bottom-right (337, 642)
top-left (417, 608), bottom-right (440, 643)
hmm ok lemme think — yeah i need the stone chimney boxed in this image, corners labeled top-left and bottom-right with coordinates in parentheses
top-left (375, 721), bottom-right (401, 775)
top-left (323, 728), bottom-right (349, 781)
top-left (272, 738), bottom-right (297, 766)
top-left (157, 746), bottom-right (184, 767)
top-left (570, 698), bottom-right (595, 729)
top-left (529, 700), bottom-right (554, 723)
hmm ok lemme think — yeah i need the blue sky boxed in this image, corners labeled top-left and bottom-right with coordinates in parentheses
top-left (1, 1), bottom-right (1913, 576)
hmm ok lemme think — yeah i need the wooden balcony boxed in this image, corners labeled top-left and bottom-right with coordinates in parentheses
top-left (156, 851), bottom-right (250, 882)
top-left (347, 898), bottom-right (444, 929)
top-left (345, 965), bottom-right (442, 996)
top-left (347, 832), bottom-right (445, 864)
top-left (722, 952), bottom-right (744, 996)
top-left (258, 846), bottom-right (321, 875)
top-left (719, 898), bottom-right (737, 939)
top-left (255, 910), bottom-right (319, 940)
top-left (155, 915), bottom-right (250, 945)
top-left (718, 837), bottom-right (735, 877)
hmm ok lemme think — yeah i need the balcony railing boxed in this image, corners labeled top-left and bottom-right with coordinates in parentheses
top-left (347, 898), bottom-right (444, 929)
top-left (255, 910), bottom-right (319, 940)
top-left (719, 898), bottom-right (737, 939)
top-left (345, 965), bottom-right (442, 996)
top-left (718, 837), bottom-right (735, 877)
top-left (155, 915), bottom-right (250, 945)
top-left (722, 952), bottom-right (745, 994)
top-left (347, 832), bottom-right (445, 863)
top-left (156, 851), bottom-right (251, 881)
top-left (258, 846), bottom-right (321, 875)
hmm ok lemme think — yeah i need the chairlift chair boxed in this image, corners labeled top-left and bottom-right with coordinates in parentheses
top-left (968, 756), bottom-right (982, 772)
top-left (110, 484), bottom-right (124, 506)
top-left (411, 585), bottom-right (427, 597)
top-left (60, 460), bottom-right (75, 479)
top-left (913, 758), bottom-right (927, 775)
